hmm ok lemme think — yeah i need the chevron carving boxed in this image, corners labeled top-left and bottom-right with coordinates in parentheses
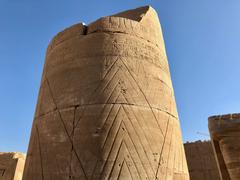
top-left (23, 6), bottom-right (189, 180)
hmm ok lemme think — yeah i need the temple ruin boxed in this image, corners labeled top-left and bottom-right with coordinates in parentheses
top-left (23, 6), bottom-right (189, 179)
top-left (209, 113), bottom-right (240, 180)
top-left (0, 152), bottom-right (25, 180)
top-left (184, 141), bottom-right (220, 180)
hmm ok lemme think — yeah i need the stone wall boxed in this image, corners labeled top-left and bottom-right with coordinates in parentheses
top-left (184, 141), bottom-right (220, 180)
top-left (0, 152), bottom-right (25, 180)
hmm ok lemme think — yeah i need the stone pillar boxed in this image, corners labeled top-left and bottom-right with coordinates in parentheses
top-left (209, 113), bottom-right (240, 180)
top-left (23, 6), bottom-right (189, 180)
top-left (0, 152), bottom-right (26, 180)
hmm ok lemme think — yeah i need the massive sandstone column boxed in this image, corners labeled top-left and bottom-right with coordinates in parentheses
top-left (209, 113), bottom-right (240, 180)
top-left (23, 6), bottom-right (189, 180)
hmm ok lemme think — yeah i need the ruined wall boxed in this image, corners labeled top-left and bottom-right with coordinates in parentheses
top-left (0, 152), bottom-right (25, 180)
top-left (209, 113), bottom-right (240, 180)
top-left (184, 141), bottom-right (220, 180)
top-left (23, 6), bottom-right (189, 180)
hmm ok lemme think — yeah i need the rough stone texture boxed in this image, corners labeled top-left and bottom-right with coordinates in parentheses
top-left (209, 113), bottom-right (240, 180)
top-left (0, 152), bottom-right (26, 180)
top-left (184, 141), bottom-right (220, 180)
top-left (23, 6), bottom-right (189, 180)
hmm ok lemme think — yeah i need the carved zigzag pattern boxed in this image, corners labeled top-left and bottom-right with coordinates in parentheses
top-left (25, 55), bottom-right (187, 180)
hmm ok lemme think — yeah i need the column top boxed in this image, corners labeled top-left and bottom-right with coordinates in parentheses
top-left (209, 113), bottom-right (240, 121)
top-left (47, 6), bottom-right (165, 54)
top-left (208, 113), bottom-right (240, 139)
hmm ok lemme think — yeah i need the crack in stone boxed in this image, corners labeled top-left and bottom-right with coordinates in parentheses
top-left (46, 78), bottom-right (88, 180)
top-left (35, 103), bottom-right (178, 122)
top-left (36, 125), bottom-right (44, 180)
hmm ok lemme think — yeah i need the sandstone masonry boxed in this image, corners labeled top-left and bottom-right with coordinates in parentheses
top-left (23, 6), bottom-right (189, 180)
top-left (0, 152), bottom-right (25, 180)
top-left (184, 141), bottom-right (220, 180)
top-left (209, 113), bottom-right (240, 180)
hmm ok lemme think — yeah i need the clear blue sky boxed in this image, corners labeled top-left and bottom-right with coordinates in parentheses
top-left (1, 0), bottom-right (240, 153)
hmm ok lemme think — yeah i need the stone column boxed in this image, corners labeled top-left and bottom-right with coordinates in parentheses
top-left (23, 6), bottom-right (189, 180)
top-left (209, 113), bottom-right (240, 180)
top-left (0, 152), bottom-right (26, 180)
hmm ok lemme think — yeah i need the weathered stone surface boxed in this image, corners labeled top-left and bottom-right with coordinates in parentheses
top-left (0, 152), bottom-right (25, 180)
top-left (23, 6), bottom-right (189, 180)
top-left (184, 141), bottom-right (220, 180)
top-left (209, 113), bottom-right (240, 180)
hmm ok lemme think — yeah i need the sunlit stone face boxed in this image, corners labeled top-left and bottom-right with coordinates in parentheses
top-left (209, 113), bottom-right (240, 180)
top-left (23, 6), bottom-right (189, 180)
top-left (0, 152), bottom-right (25, 180)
